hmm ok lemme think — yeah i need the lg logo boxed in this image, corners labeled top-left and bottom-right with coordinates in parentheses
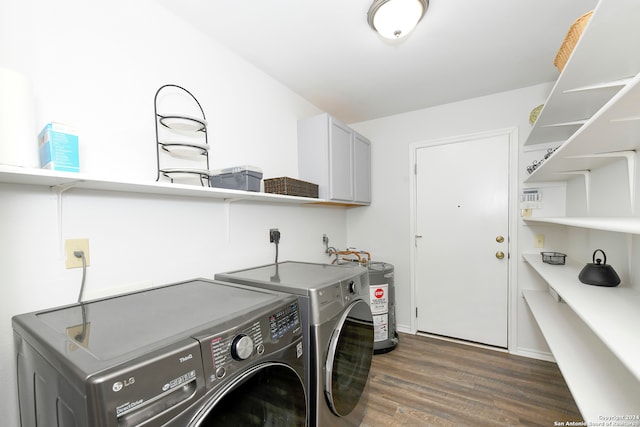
top-left (112, 377), bottom-right (135, 392)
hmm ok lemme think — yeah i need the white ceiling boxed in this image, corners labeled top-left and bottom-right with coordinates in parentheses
top-left (156, 0), bottom-right (598, 123)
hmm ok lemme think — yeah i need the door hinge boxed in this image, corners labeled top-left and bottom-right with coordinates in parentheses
top-left (414, 163), bottom-right (417, 175)
top-left (415, 307), bottom-right (418, 318)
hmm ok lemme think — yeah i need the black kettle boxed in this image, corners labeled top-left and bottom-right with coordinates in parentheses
top-left (578, 249), bottom-right (621, 287)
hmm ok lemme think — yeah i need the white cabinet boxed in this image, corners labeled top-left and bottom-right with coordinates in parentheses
top-left (521, 0), bottom-right (640, 420)
top-left (327, 117), bottom-right (353, 201)
top-left (298, 113), bottom-right (371, 205)
top-left (353, 132), bottom-right (371, 204)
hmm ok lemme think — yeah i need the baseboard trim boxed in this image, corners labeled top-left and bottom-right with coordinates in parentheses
top-left (397, 326), bottom-right (556, 362)
top-left (511, 347), bottom-right (556, 362)
top-left (415, 331), bottom-right (509, 354)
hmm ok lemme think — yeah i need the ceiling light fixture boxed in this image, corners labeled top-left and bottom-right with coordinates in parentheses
top-left (367, 0), bottom-right (429, 40)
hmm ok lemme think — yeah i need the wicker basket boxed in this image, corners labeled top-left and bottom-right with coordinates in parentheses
top-left (264, 177), bottom-right (319, 198)
top-left (553, 10), bottom-right (593, 72)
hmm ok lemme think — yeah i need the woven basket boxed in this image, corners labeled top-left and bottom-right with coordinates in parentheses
top-left (264, 177), bottom-right (319, 198)
top-left (529, 104), bottom-right (544, 125)
top-left (553, 10), bottom-right (593, 72)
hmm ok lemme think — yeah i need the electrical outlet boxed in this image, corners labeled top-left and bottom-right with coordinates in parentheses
top-left (534, 234), bottom-right (545, 248)
top-left (65, 238), bottom-right (91, 269)
top-left (269, 228), bottom-right (280, 243)
top-left (66, 323), bottom-right (91, 347)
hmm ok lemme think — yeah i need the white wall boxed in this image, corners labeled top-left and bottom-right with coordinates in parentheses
top-left (1, 0), bottom-right (322, 180)
top-left (0, 1), bottom-right (342, 425)
top-left (348, 82), bottom-right (560, 358)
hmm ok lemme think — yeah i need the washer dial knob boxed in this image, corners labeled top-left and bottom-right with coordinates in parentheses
top-left (231, 334), bottom-right (254, 361)
top-left (348, 280), bottom-right (360, 295)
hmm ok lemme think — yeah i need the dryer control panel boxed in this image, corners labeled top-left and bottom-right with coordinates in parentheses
top-left (199, 297), bottom-right (301, 388)
top-left (309, 271), bottom-right (370, 324)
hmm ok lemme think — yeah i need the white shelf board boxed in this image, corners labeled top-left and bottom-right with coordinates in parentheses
top-left (523, 254), bottom-right (640, 383)
top-left (523, 289), bottom-right (640, 420)
top-left (525, 0), bottom-right (640, 147)
top-left (0, 165), bottom-right (352, 206)
top-left (526, 72), bottom-right (640, 183)
top-left (523, 216), bottom-right (640, 234)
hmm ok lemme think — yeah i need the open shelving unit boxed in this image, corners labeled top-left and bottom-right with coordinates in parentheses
top-left (525, 72), bottom-right (640, 187)
top-left (522, 254), bottom-right (640, 420)
top-left (523, 0), bottom-right (640, 232)
top-left (524, 0), bottom-right (640, 148)
top-left (521, 0), bottom-right (640, 420)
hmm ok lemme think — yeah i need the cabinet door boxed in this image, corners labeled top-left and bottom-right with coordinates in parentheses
top-left (353, 133), bottom-right (371, 204)
top-left (329, 119), bottom-right (354, 201)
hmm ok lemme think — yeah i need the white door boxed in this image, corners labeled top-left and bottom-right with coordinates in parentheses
top-left (414, 132), bottom-right (510, 348)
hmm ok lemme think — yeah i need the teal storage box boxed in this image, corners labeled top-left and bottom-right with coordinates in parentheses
top-left (38, 122), bottom-right (79, 172)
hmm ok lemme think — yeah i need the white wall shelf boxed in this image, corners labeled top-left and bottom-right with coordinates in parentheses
top-left (522, 289), bottom-right (640, 421)
top-left (525, 0), bottom-right (640, 147)
top-left (523, 254), bottom-right (640, 383)
top-left (0, 165), bottom-right (364, 206)
top-left (525, 71), bottom-right (640, 184)
top-left (523, 216), bottom-right (640, 234)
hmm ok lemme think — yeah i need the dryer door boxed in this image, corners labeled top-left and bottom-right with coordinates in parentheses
top-left (190, 363), bottom-right (306, 426)
top-left (325, 299), bottom-right (374, 417)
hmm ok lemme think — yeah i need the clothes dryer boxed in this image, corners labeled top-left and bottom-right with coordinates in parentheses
top-left (13, 279), bottom-right (306, 426)
top-left (215, 261), bottom-right (374, 427)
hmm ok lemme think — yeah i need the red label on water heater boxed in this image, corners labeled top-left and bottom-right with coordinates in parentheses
top-left (369, 284), bottom-right (388, 315)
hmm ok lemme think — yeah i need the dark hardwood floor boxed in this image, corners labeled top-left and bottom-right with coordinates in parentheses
top-left (360, 333), bottom-right (582, 426)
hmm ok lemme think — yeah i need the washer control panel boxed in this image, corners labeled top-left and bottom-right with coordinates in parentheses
top-left (231, 334), bottom-right (254, 361)
top-left (200, 298), bottom-right (300, 388)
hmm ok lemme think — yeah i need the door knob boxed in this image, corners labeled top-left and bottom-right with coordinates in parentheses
top-left (495, 251), bottom-right (505, 259)
top-left (496, 235), bottom-right (504, 243)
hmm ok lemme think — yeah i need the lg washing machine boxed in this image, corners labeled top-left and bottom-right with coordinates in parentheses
top-left (12, 279), bottom-right (307, 426)
top-left (215, 261), bottom-right (374, 427)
